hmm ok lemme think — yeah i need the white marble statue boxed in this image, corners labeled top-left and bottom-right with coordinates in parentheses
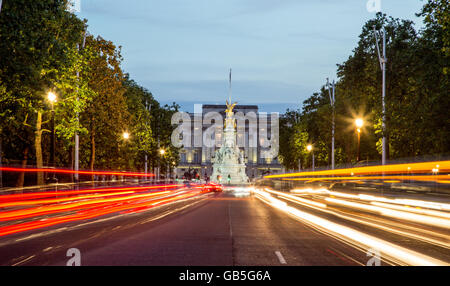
top-left (211, 100), bottom-right (249, 185)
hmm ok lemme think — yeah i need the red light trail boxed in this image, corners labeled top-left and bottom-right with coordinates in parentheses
top-left (0, 167), bottom-right (156, 177)
top-left (0, 183), bottom-right (214, 237)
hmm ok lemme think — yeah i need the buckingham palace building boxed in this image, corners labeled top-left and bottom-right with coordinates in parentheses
top-left (174, 104), bottom-right (284, 181)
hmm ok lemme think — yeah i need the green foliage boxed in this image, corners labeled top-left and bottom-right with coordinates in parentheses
top-left (279, 5), bottom-right (449, 170)
top-left (0, 1), bottom-right (181, 179)
top-left (419, 0), bottom-right (449, 73)
top-left (0, 0), bottom-right (87, 173)
top-left (51, 45), bottom-right (97, 143)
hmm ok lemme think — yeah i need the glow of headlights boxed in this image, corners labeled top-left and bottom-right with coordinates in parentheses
top-left (325, 197), bottom-right (450, 229)
top-left (371, 202), bottom-right (450, 219)
top-left (264, 188), bottom-right (327, 208)
top-left (254, 189), bottom-right (447, 266)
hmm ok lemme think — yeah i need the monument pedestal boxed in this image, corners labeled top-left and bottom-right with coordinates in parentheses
top-left (211, 102), bottom-right (249, 185)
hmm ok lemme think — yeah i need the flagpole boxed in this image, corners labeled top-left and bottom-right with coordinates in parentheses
top-left (229, 68), bottom-right (232, 103)
top-left (229, 69), bottom-right (231, 103)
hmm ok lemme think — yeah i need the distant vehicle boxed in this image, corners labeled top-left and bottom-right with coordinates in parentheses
top-left (203, 182), bottom-right (223, 192)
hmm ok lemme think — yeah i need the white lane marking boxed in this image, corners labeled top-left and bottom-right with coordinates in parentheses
top-left (275, 251), bottom-right (287, 264)
top-left (12, 255), bottom-right (35, 266)
top-left (228, 203), bottom-right (233, 238)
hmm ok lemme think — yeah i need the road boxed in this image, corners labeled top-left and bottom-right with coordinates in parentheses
top-left (0, 185), bottom-right (449, 266)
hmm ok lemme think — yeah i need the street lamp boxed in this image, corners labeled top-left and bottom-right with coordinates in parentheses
top-left (47, 92), bottom-right (57, 104)
top-left (119, 132), bottom-right (131, 180)
top-left (373, 26), bottom-right (387, 165)
top-left (306, 144), bottom-right (315, 172)
top-left (47, 91), bottom-right (57, 182)
top-left (326, 78), bottom-right (336, 170)
top-left (172, 161), bottom-right (177, 182)
top-left (47, 92), bottom-right (57, 164)
top-left (355, 118), bottom-right (364, 162)
top-left (159, 148), bottom-right (165, 182)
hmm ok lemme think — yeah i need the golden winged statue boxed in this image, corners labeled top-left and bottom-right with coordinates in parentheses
top-left (225, 99), bottom-right (237, 117)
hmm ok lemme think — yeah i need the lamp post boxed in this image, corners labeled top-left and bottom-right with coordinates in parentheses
top-left (75, 29), bottom-right (88, 184)
top-left (47, 92), bottom-right (57, 181)
top-left (307, 144), bottom-right (315, 172)
top-left (159, 148), bottom-right (165, 182)
top-left (0, 127), bottom-right (2, 189)
top-left (172, 161), bottom-right (177, 182)
top-left (355, 118), bottom-right (364, 162)
top-left (145, 101), bottom-right (151, 182)
top-left (121, 132), bottom-right (130, 180)
top-left (326, 78), bottom-right (336, 169)
top-left (374, 26), bottom-right (387, 165)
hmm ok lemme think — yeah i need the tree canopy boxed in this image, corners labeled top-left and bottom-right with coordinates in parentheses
top-left (0, 0), bottom-right (179, 186)
top-left (279, 3), bottom-right (449, 171)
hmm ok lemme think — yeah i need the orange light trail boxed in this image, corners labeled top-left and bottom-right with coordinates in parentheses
top-left (282, 175), bottom-right (450, 183)
top-left (0, 167), bottom-right (156, 177)
top-left (0, 190), bottom-right (173, 221)
top-left (0, 189), bottom-right (204, 236)
top-left (264, 161), bottom-right (450, 179)
top-left (0, 184), bottom-right (183, 202)
top-left (0, 184), bottom-right (213, 237)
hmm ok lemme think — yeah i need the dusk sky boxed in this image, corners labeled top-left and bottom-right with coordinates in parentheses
top-left (76, 0), bottom-right (425, 113)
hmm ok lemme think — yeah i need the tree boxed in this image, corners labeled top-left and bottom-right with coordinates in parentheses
top-left (149, 102), bottom-right (180, 176)
top-left (279, 6), bottom-right (449, 170)
top-left (122, 77), bottom-right (155, 171)
top-left (80, 35), bottom-right (130, 172)
top-left (419, 0), bottom-right (449, 74)
top-left (0, 0), bottom-right (181, 187)
top-left (0, 0), bottom-right (88, 185)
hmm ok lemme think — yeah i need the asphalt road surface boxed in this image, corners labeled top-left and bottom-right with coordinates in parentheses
top-left (0, 186), bottom-right (449, 266)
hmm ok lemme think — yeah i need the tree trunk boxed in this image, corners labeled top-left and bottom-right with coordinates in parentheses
top-left (89, 119), bottom-right (95, 181)
top-left (70, 145), bottom-right (74, 183)
top-left (0, 131), bottom-right (3, 189)
top-left (35, 111), bottom-right (44, 186)
top-left (16, 146), bottom-right (29, 188)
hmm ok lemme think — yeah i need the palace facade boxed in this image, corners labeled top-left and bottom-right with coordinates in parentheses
top-left (175, 104), bottom-right (283, 181)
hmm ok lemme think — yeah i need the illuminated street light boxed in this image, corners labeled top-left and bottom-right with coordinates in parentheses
top-left (47, 91), bottom-right (57, 182)
top-left (306, 145), bottom-right (315, 171)
top-left (157, 148), bottom-right (165, 181)
top-left (355, 118), bottom-right (364, 162)
top-left (355, 118), bottom-right (364, 129)
top-left (47, 91), bottom-right (57, 104)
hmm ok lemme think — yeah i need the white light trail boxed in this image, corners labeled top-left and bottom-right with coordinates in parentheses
top-left (253, 188), bottom-right (449, 266)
